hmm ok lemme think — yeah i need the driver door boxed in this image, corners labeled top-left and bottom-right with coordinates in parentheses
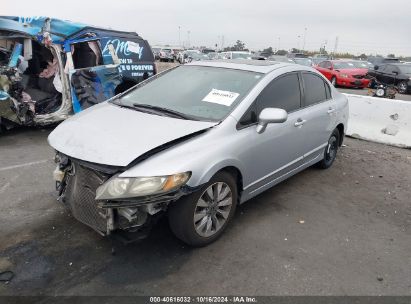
top-left (238, 72), bottom-right (308, 200)
top-left (65, 38), bottom-right (122, 113)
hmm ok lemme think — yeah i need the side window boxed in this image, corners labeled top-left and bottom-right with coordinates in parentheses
top-left (378, 64), bottom-right (387, 72)
top-left (302, 73), bottom-right (328, 106)
top-left (255, 73), bottom-right (301, 113)
top-left (71, 40), bottom-right (103, 69)
top-left (322, 61), bottom-right (332, 69)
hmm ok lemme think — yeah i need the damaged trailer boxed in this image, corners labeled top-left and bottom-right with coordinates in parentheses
top-left (0, 16), bottom-right (156, 131)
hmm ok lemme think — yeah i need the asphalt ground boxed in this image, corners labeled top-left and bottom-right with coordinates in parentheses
top-left (0, 128), bottom-right (410, 296)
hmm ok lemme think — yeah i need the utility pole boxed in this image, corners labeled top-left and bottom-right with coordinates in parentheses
top-left (333, 36), bottom-right (339, 56)
top-left (187, 30), bottom-right (191, 48)
top-left (297, 35), bottom-right (301, 51)
top-left (303, 27), bottom-right (307, 51)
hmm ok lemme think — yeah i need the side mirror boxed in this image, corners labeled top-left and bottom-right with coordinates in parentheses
top-left (374, 65), bottom-right (379, 70)
top-left (393, 71), bottom-right (398, 76)
top-left (256, 108), bottom-right (288, 134)
top-left (328, 66), bottom-right (333, 70)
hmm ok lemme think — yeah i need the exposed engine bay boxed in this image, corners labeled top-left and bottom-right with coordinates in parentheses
top-left (0, 36), bottom-right (66, 130)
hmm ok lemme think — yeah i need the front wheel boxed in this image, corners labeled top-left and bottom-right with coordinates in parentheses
top-left (168, 171), bottom-right (237, 247)
top-left (316, 128), bottom-right (340, 169)
top-left (397, 81), bottom-right (408, 94)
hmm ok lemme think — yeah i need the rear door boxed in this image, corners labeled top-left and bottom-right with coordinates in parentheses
top-left (65, 37), bottom-right (122, 113)
top-left (299, 72), bottom-right (335, 161)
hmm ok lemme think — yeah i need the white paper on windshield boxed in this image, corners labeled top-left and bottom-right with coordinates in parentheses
top-left (202, 89), bottom-right (240, 106)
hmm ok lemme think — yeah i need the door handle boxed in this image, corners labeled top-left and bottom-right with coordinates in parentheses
top-left (327, 108), bottom-right (336, 114)
top-left (294, 119), bottom-right (306, 127)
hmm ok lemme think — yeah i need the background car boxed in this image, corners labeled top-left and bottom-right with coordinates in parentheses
top-left (367, 56), bottom-right (400, 66)
top-left (315, 60), bottom-right (370, 88)
top-left (367, 63), bottom-right (411, 94)
top-left (293, 57), bottom-right (313, 67)
top-left (351, 60), bottom-right (374, 69)
top-left (267, 55), bottom-right (295, 63)
top-left (219, 51), bottom-right (252, 60)
top-left (252, 51), bottom-right (271, 60)
top-left (177, 49), bottom-right (201, 63)
top-left (186, 52), bottom-right (209, 62)
top-left (287, 52), bottom-right (308, 58)
top-left (312, 57), bottom-right (327, 66)
top-left (151, 47), bottom-right (161, 60)
top-left (158, 48), bottom-right (174, 62)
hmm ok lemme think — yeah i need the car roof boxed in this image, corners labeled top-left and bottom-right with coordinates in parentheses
top-left (186, 59), bottom-right (291, 74)
top-left (0, 16), bottom-right (141, 42)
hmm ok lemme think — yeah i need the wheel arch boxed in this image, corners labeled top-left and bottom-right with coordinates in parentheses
top-left (336, 123), bottom-right (344, 146)
top-left (196, 162), bottom-right (245, 203)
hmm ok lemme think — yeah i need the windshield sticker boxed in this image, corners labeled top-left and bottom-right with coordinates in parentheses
top-left (202, 89), bottom-right (240, 106)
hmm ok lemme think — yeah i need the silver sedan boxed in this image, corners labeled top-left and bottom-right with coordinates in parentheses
top-left (49, 60), bottom-right (348, 246)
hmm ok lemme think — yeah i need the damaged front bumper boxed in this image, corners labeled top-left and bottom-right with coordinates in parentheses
top-left (54, 155), bottom-right (195, 240)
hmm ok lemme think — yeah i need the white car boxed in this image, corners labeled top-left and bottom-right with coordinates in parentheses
top-left (219, 51), bottom-right (253, 60)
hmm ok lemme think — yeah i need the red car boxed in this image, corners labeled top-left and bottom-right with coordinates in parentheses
top-left (315, 60), bottom-right (370, 88)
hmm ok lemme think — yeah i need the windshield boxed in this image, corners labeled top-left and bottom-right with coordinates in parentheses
top-left (294, 58), bottom-right (313, 66)
top-left (351, 61), bottom-right (371, 68)
top-left (232, 53), bottom-right (251, 59)
top-left (333, 61), bottom-right (356, 69)
top-left (398, 65), bottom-right (411, 74)
top-left (117, 66), bottom-right (263, 121)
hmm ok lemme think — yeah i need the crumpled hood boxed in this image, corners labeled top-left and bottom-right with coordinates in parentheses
top-left (48, 102), bottom-right (217, 166)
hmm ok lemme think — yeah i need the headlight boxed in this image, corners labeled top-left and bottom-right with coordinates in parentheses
top-left (95, 172), bottom-right (191, 200)
top-left (340, 73), bottom-right (349, 78)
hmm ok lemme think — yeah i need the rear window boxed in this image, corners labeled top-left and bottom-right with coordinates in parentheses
top-left (100, 37), bottom-right (155, 79)
top-left (101, 37), bottom-right (154, 63)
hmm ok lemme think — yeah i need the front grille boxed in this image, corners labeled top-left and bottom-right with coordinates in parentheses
top-left (65, 162), bottom-right (111, 234)
top-left (352, 75), bottom-right (364, 79)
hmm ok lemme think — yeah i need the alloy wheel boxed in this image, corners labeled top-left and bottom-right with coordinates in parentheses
top-left (193, 182), bottom-right (233, 237)
top-left (398, 82), bottom-right (407, 94)
top-left (326, 135), bottom-right (338, 162)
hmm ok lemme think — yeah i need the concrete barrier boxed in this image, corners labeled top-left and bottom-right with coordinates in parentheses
top-left (345, 93), bottom-right (411, 148)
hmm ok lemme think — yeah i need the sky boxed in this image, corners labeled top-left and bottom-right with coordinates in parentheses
top-left (3, 0), bottom-right (411, 56)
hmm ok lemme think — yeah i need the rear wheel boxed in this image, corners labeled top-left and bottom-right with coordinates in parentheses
top-left (168, 171), bottom-right (237, 247)
top-left (316, 128), bottom-right (340, 169)
top-left (331, 76), bottom-right (337, 87)
top-left (397, 81), bottom-right (408, 94)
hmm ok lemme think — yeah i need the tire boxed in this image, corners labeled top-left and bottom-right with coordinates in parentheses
top-left (397, 81), bottom-right (408, 94)
top-left (330, 76), bottom-right (337, 87)
top-left (168, 171), bottom-right (238, 247)
top-left (316, 128), bottom-right (340, 169)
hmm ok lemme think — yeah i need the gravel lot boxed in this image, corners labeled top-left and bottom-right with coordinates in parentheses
top-left (0, 128), bottom-right (410, 296)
